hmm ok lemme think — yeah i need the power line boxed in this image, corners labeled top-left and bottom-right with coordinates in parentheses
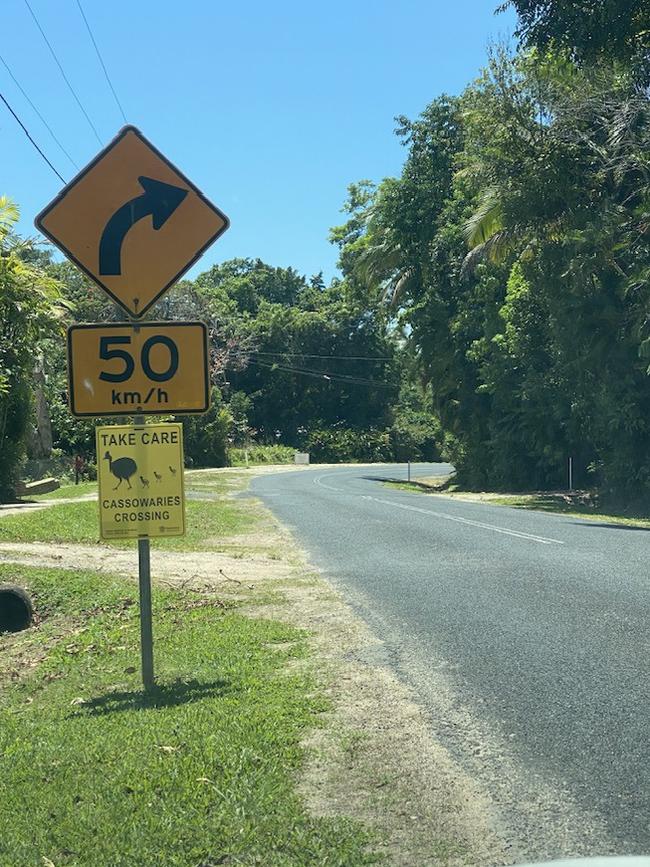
top-left (0, 52), bottom-right (79, 170)
top-left (246, 357), bottom-right (397, 390)
top-left (235, 350), bottom-right (394, 361)
top-left (74, 0), bottom-right (127, 124)
top-left (252, 358), bottom-right (396, 389)
top-left (23, 0), bottom-right (103, 145)
top-left (0, 89), bottom-right (66, 183)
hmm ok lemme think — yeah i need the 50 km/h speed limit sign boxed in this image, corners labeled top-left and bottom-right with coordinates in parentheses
top-left (68, 321), bottom-right (210, 416)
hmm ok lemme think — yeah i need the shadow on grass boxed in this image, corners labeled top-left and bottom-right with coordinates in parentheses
top-left (75, 678), bottom-right (232, 717)
top-left (372, 476), bottom-right (447, 492)
top-left (568, 521), bottom-right (650, 532)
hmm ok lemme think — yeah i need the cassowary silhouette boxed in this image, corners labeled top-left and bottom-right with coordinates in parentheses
top-left (104, 452), bottom-right (137, 490)
top-left (153, 471), bottom-right (162, 482)
top-left (140, 476), bottom-right (150, 488)
top-left (169, 466), bottom-right (177, 476)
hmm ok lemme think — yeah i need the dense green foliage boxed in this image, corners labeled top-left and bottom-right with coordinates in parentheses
top-left (0, 251), bottom-right (435, 493)
top-left (0, 200), bottom-right (65, 499)
top-left (334, 31), bottom-right (650, 500)
top-left (505, 0), bottom-right (650, 70)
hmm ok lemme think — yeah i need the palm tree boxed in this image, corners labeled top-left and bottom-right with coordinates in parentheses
top-left (0, 196), bottom-right (19, 246)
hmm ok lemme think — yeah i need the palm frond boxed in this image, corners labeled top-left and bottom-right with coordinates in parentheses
top-left (0, 196), bottom-right (20, 241)
top-left (463, 187), bottom-right (504, 248)
top-left (461, 229), bottom-right (514, 276)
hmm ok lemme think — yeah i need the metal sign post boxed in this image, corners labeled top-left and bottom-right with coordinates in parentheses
top-left (138, 536), bottom-right (154, 690)
top-left (134, 410), bottom-right (155, 689)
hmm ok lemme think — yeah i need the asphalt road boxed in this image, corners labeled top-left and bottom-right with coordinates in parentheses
top-left (252, 463), bottom-right (650, 858)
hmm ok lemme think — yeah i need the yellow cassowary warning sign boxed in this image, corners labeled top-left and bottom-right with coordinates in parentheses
top-left (96, 422), bottom-right (185, 540)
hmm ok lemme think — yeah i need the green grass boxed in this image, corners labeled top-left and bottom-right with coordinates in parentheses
top-left (0, 498), bottom-right (257, 550)
top-left (381, 480), bottom-right (441, 494)
top-left (473, 492), bottom-right (650, 527)
top-left (383, 480), bottom-right (650, 528)
top-left (0, 563), bottom-right (380, 866)
top-left (28, 481), bottom-right (98, 500)
top-left (185, 470), bottom-right (250, 495)
top-left (27, 472), bottom-right (249, 502)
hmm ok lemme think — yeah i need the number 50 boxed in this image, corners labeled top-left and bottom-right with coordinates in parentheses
top-left (98, 335), bottom-right (179, 383)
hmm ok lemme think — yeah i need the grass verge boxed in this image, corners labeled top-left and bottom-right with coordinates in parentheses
top-left (0, 498), bottom-right (257, 551)
top-left (384, 478), bottom-right (650, 528)
top-left (27, 481), bottom-right (98, 501)
top-left (0, 562), bottom-right (379, 866)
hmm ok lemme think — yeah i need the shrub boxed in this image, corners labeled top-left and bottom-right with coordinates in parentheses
top-left (178, 389), bottom-right (231, 468)
top-left (306, 428), bottom-right (393, 463)
top-left (228, 445), bottom-right (295, 466)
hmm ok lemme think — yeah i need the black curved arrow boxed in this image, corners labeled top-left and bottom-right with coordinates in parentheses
top-left (99, 176), bottom-right (188, 276)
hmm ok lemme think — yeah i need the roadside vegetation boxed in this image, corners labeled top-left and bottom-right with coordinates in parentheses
top-left (0, 493), bottom-right (257, 550)
top-left (29, 481), bottom-right (97, 500)
top-left (384, 476), bottom-right (650, 529)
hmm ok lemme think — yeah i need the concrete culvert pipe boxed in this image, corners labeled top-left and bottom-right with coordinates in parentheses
top-left (0, 585), bottom-right (34, 633)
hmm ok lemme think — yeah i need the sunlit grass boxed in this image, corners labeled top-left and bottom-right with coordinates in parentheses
top-left (0, 563), bottom-right (379, 867)
top-left (0, 498), bottom-right (257, 551)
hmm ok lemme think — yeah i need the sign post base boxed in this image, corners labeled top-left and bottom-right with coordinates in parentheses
top-left (138, 536), bottom-right (155, 691)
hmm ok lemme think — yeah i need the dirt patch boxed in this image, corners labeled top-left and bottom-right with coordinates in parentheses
top-left (0, 503), bottom-right (50, 518)
top-left (245, 556), bottom-right (508, 866)
top-left (0, 541), bottom-right (292, 598)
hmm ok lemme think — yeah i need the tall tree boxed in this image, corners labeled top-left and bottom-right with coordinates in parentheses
top-left (0, 202), bottom-right (66, 499)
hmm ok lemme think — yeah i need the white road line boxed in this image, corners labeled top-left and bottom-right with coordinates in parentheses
top-left (313, 466), bottom-right (440, 494)
top-left (313, 470), bottom-right (362, 494)
top-left (364, 495), bottom-right (565, 545)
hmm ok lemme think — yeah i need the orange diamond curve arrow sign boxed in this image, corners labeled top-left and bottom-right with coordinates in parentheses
top-left (35, 125), bottom-right (229, 318)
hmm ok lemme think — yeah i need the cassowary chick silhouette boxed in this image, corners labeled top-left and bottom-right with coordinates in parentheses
top-left (104, 452), bottom-right (137, 490)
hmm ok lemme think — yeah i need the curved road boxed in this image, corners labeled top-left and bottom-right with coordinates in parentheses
top-left (252, 463), bottom-right (650, 858)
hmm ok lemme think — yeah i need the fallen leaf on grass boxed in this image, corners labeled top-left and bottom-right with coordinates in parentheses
top-left (124, 666), bottom-right (136, 674)
top-left (42, 858), bottom-right (56, 867)
top-left (158, 745), bottom-right (178, 754)
top-left (70, 697), bottom-right (87, 706)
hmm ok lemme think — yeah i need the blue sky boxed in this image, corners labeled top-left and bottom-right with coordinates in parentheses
top-left (1, 0), bottom-right (516, 282)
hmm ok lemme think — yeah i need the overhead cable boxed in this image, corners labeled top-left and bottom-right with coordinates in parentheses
top-left (23, 0), bottom-right (103, 145)
top-left (0, 52), bottom-right (79, 170)
top-left (246, 357), bottom-right (397, 390)
top-left (74, 0), bottom-right (127, 124)
top-left (237, 350), bottom-right (394, 361)
top-left (0, 90), bottom-right (66, 183)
